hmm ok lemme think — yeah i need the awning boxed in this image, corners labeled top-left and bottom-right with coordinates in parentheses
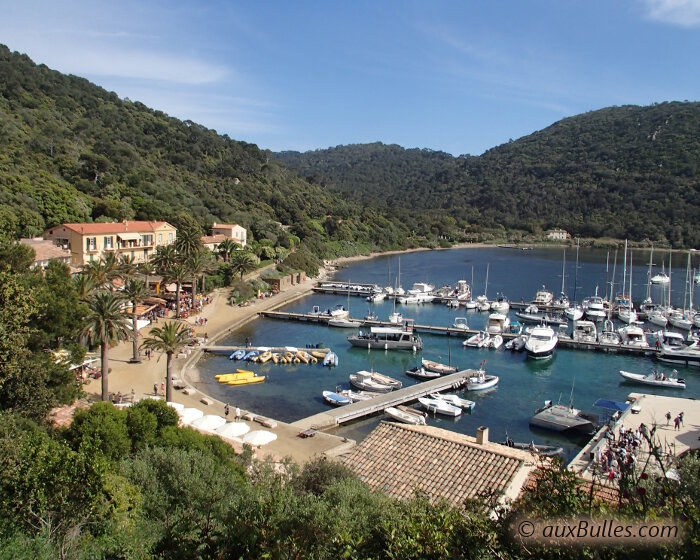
top-left (117, 232), bottom-right (141, 241)
top-left (593, 399), bottom-right (629, 412)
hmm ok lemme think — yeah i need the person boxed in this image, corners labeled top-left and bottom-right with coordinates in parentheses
top-left (665, 411), bottom-right (672, 425)
top-left (235, 406), bottom-right (241, 421)
top-left (131, 388), bottom-right (135, 401)
top-left (674, 416), bottom-right (680, 431)
top-left (678, 411), bottom-right (684, 426)
top-left (161, 381), bottom-right (165, 396)
top-left (224, 403), bottom-right (230, 417)
top-left (116, 391), bottom-right (122, 404)
top-left (245, 336), bottom-right (250, 348)
top-left (154, 383), bottom-right (158, 396)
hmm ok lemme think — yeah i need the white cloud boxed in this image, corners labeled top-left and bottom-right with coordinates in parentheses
top-left (643, 0), bottom-right (700, 27)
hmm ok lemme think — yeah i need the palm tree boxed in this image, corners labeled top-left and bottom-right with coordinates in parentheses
top-left (186, 249), bottom-right (214, 306)
top-left (81, 290), bottom-right (130, 401)
top-left (216, 238), bottom-right (239, 262)
top-left (74, 272), bottom-right (96, 301)
top-left (139, 261), bottom-right (155, 292)
top-left (175, 225), bottom-right (203, 259)
top-left (151, 244), bottom-right (179, 276)
top-left (118, 254), bottom-right (139, 280)
top-left (101, 251), bottom-right (122, 282)
top-left (140, 321), bottom-right (191, 403)
top-left (162, 263), bottom-right (190, 319)
top-left (123, 279), bottom-right (151, 363)
top-left (229, 250), bottom-right (260, 282)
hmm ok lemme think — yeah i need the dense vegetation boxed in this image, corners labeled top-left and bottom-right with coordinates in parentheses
top-left (277, 103), bottom-right (700, 247)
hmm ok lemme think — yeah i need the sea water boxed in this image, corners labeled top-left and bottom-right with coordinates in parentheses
top-left (195, 247), bottom-right (700, 461)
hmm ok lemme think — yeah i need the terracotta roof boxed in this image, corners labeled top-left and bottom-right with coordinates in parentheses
top-left (524, 469), bottom-right (621, 504)
top-left (212, 223), bottom-right (240, 230)
top-left (51, 221), bottom-right (170, 235)
top-left (340, 422), bottom-right (537, 508)
top-left (19, 238), bottom-right (71, 262)
top-left (201, 234), bottom-right (228, 244)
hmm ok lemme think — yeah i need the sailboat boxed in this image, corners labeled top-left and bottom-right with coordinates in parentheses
top-left (651, 260), bottom-right (670, 284)
top-left (618, 247), bottom-right (638, 324)
top-left (554, 249), bottom-right (570, 308)
top-left (476, 264), bottom-right (490, 312)
top-left (564, 240), bottom-right (583, 321)
top-left (667, 252), bottom-right (693, 330)
top-left (464, 266), bottom-right (477, 309)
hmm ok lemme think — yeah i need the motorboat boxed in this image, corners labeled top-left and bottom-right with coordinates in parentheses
top-left (502, 436), bottom-right (564, 457)
top-left (385, 406), bottom-right (426, 425)
top-left (582, 295), bottom-right (606, 322)
top-left (647, 307), bottom-right (668, 327)
top-left (405, 365), bottom-right (441, 380)
top-left (597, 320), bottom-right (621, 346)
top-left (429, 392), bottom-right (475, 412)
top-left (651, 270), bottom-right (670, 285)
top-left (515, 305), bottom-right (568, 327)
top-left (533, 286), bottom-right (554, 306)
top-left (229, 349), bottom-right (246, 360)
top-left (529, 400), bottom-right (598, 434)
top-left (617, 325), bottom-right (649, 348)
top-left (572, 320), bottom-right (597, 344)
top-left (388, 311), bottom-right (403, 324)
top-left (464, 369), bottom-right (499, 391)
top-left (486, 313), bottom-right (510, 334)
top-left (463, 330), bottom-right (490, 348)
top-left (564, 303), bottom-right (584, 321)
top-left (658, 339), bottom-right (700, 368)
top-left (489, 334), bottom-right (504, 349)
top-left (308, 304), bottom-right (349, 319)
top-left (506, 320), bottom-right (523, 335)
top-left (446, 299), bottom-right (460, 308)
top-left (617, 306), bottom-right (638, 325)
top-left (418, 397), bottom-right (462, 417)
top-left (367, 292), bottom-right (385, 303)
top-left (322, 390), bottom-right (351, 406)
top-left (337, 388), bottom-right (376, 402)
top-left (397, 282), bottom-right (436, 304)
top-left (464, 299), bottom-right (478, 310)
top-left (553, 292), bottom-right (570, 309)
top-left (524, 325), bottom-right (558, 360)
top-left (452, 317), bottom-right (469, 331)
top-left (364, 310), bottom-right (379, 321)
top-left (619, 369), bottom-right (686, 389)
top-left (328, 317), bottom-right (362, 328)
top-left (349, 370), bottom-right (401, 393)
top-left (490, 294), bottom-right (510, 313)
top-left (505, 334), bottom-right (527, 352)
top-left (322, 352), bottom-right (339, 367)
top-left (667, 309), bottom-right (692, 330)
top-left (421, 358), bottom-right (458, 374)
top-left (348, 321), bottom-right (422, 351)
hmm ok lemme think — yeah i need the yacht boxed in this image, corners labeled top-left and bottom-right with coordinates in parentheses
top-left (667, 309), bottom-right (692, 330)
top-left (530, 400), bottom-right (598, 434)
top-left (347, 321), bottom-right (422, 351)
top-left (490, 294), bottom-right (510, 313)
top-left (452, 317), bottom-right (469, 331)
top-left (597, 320), bottom-right (621, 346)
top-left (572, 320), bottom-right (597, 344)
top-left (582, 295), bottom-right (606, 322)
top-left (617, 324), bottom-right (649, 348)
top-left (651, 270), bottom-right (670, 285)
top-left (658, 339), bottom-right (700, 368)
top-left (524, 325), bottom-right (558, 360)
top-left (515, 305), bottom-right (567, 327)
top-left (397, 282), bottom-right (435, 304)
top-left (647, 307), bottom-right (668, 328)
top-left (486, 312), bottom-right (510, 334)
top-left (533, 286), bottom-right (554, 306)
top-left (564, 303), bottom-right (584, 322)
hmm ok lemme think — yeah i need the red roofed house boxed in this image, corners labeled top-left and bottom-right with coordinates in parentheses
top-left (19, 237), bottom-right (72, 270)
top-left (211, 222), bottom-right (247, 247)
top-left (43, 221), bottom-right (177, 266)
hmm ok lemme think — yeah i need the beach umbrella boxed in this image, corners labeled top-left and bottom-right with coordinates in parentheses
top-left (215, 421), bottom-right (251, 438)
top-left (242, 430), bottom-right (278, 447)
top-left (167, 401), bottom-right (185, 412)
top-left (190, 414), bottom-right (227, 432)
top-left (179, 407), bottom-right (204, 424)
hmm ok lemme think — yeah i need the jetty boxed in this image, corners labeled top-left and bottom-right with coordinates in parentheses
top-left (292, 369), bottom-right (476, 430)
top-left (257, 311), bottom-right (659, 357)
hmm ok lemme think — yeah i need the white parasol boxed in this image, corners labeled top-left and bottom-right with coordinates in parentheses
top-left (190, 414), bottom-right (227, 432)
top-left (242, 430), bottom-right (278, 447)
top-left (215, 421), bottom-right (251, 438)
top-left (179, 407), bottom-right (204, 424)
top-left (167, 402), bottom-right (185, 412)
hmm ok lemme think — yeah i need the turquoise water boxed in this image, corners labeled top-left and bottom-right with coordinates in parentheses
top-left (195, 247), bottom-right (699, 460)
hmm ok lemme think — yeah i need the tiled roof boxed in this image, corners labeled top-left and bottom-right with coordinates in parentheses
top-left (19, 238), bottom-right (71, 261)
top-left (212, 223), bottom-right (240, 230)
top-left (340, 422), bottom-right (536, 508)
top-left (201, 234), bottom-right (228, 244)
top-left (53, 221), bottom-right (170, 235)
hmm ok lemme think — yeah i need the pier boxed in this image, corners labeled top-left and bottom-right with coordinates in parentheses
top-left (257, 311), bottom-right (660, 357)
top-left (292, 369), bottom-right (475, 431)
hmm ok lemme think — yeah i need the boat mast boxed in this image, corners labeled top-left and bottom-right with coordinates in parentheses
top-left (629, 251), bottom-right (633, 309)
top-left (646, 243), bottom-right (653, 303)
top-left (561, 249), bottom-right (566, 296)
top-left (668, 251), bottom-right (672, 310)
top-left (609, 250), bottom-right (618, 320)
top-left (573, 238), bottom-right (579, 303)
top-left (484, 263), bottom-right (489, 299)
top-left (604, 251), bottom-right (610, 301)
top-left (621, 239), bottom-right (628, 301)
top-left (684, 251), bottom-right (691, 314)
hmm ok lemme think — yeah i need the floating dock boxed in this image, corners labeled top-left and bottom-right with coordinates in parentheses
top-left (292, 369), bottom-right (476, 430)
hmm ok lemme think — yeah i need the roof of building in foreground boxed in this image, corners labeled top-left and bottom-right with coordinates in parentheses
top-left (48, 221), bottom-right (172, 235)
top-left (339, 422), bottom-right (538, 508)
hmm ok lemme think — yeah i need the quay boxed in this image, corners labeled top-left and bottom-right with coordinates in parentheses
top-left (291, 369), bottom-right (476, 431)
top-left (257, 311), bottom-right (660, 357)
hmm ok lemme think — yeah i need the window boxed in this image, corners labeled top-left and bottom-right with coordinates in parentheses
top-left (168, 233), bottom-right (173, 243)
top-left (86, 237), bottom-right (96, 251)
top-left (158, 233), bottom-right (163, 243)
top-left (104, 236), bottom-right (113, 249)
top-left (141, 234), bottom-right (153, 246)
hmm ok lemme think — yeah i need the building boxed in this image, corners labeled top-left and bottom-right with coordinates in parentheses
top-left (201, 233), bottom-right (231, 252)
top-left (261, 271), bottom-right (307, 293)
top-left (339, 422), bottom-right (538, 509)
top-left (43, 221), bottom-right (177, 266)
top-left (546, 229), bottom-right (569, 240)
top-left (211, 222), bottom-right (247, 247)
top-left (19, 237), bottom-right (72, 270)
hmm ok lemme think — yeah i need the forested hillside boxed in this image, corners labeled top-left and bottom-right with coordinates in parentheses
top-left (277, 103), bottom-right (700, 247)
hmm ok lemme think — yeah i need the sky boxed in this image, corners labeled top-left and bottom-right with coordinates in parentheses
top-left (1, 0), bottom-right (699, 156)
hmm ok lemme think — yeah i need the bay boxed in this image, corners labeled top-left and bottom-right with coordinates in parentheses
top-left (195, 246), bottom-right (699, 462)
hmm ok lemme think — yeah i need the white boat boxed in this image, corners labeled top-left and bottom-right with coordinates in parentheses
top-left (463, 330), bottom-right (490, 348)
top-left (667, 309), bottom-right (692, 330)
top-left (533, 286), bottom-right (554, 306)
top-left (452, 317), bottom-right (469, 331)
top-left (582, 294), bottom-right (607, 322)
top-left (525, 325), bottom-right (558, 360)
top-left (385, 406), bottom-right (426, 425)
top-left (388, 311), bottom-right (403, 324)
top-left (397, 282), bottom-right (436, 304)
top-left (658, 339), bottom-right (700, 368)
top-left (564, 303), bottom-right (584, 321)
top-left (464, 299), bottom-right (478, 310)
top-left (505, 334), bottom-right (527, 352)
top-left (489, 334), bottom-right (503, 349)
top-left (530, 400), bottom-right (598, 434)
top-left (429, 392), bottom-right (475, 411)
top-left (619, 369), bottom-right (686, 389)
top-left (490, 294), bottom-right (510, 313)
top-left (617, 306), bottom-right (638, 324)
top-left (647, 307), bottom-right (668, 327)
top-left (405, 365), bottom-right (441, 380)
top-left (486, 313), bottom-right (510, 334)
top-left (367, 292), bottom-right (385, 303)
top-left (597, 320), bottom-right (621, 346)
top-left (348, 321), bottom-right (422, 351)
top-left (328, 317), bottom-right (362, 328)
top-left (465, 368), bottom-right (499, 391)
top-left (322, 390), bottom-right (351, 406)
top-left (617, 324), bottom-right (649, 348)
top-left (651, 268), bottom-right (670, 284)
top-left (421, 358), bottom-right (458, 374)
top-left (349, 370), bottom-right (401, 393)
top-left (572, 320), bottom-right (597, 344)
top-left (418, 397), bottom-right (462, 417)
top-left (337, 388), bottom-right (376, 402)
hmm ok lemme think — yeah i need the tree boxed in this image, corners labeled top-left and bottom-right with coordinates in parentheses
top-left (74, 272), bottom-right (96, 301)
top-left (81, 290), bottom-right (130, 401)
top-left (118, 254), bottom-right (139, 280)
top-left (122, 279), bottom-right (151, 363)
top-left (174, 216), bottom-right (203, 259)
top-left (162, 263), bottom-right (190, 319)
top-left (151, 244), bottom-right (179, 276)
top-left (140, 321), bottom-right (191, 403)
top-left (138, 260), bottom-right (155, 292)
top-left (229, 251), bottom-right (260, 282)
top-left (216, 238), bottom-right (239, 262)
top-left (186, 249), bottom-right (214, 306)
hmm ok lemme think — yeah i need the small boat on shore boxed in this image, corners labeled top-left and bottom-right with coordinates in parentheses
top-left (322, 390), bottom-right (351, 406)
top-left (418, 397), bottom-right (462, 417)
top-left (385, 406), bottom-right (426, 425)
top-left (619, 369), bottom-right (686, 389)
top-left (421, 357), bottom-right (458, 374)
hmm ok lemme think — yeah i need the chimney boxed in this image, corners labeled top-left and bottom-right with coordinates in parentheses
top-left (476, 426), bottom-right (489, 445)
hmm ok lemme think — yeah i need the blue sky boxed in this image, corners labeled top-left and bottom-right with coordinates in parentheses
top-left (1, 0), bottom-right (699, 155)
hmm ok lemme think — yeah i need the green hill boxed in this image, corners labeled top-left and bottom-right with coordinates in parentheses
top-left (277, 103), bottom-right (700, 247)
